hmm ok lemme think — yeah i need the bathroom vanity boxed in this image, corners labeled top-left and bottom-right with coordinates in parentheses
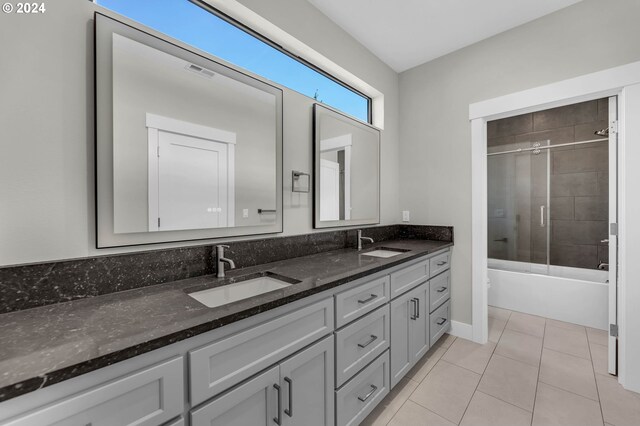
top-left (0, 239), bottom-right (452, 426)
top-left (0, 12), bottom-right (453, 426)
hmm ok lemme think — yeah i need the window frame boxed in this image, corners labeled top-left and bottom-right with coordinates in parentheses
top-left (94, 0), bottom-right (373, 124)
top-left (192, 0), bottom-right (372, 124)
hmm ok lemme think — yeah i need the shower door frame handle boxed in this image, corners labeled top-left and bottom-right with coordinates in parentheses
top-left (540, 205), bottom-right (545, 227)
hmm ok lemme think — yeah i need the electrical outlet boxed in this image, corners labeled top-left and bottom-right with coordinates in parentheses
top-left (243, 209), bottom-right (249, 218)
top-left (402, 211), bottom-right (410, 222)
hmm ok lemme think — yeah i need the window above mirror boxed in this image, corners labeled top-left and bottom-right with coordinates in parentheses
top-left (94, 0), bottom-right (371, 123)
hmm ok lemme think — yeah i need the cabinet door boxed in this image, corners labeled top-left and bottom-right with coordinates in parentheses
top-left (280, 336), bottom-right (334, 426)
top-left (390, 289), bottom-right (413, 388)
top-left (190, 366), bottom-right (279, 426)
top-left (410, 283), bottom-right (430, 363)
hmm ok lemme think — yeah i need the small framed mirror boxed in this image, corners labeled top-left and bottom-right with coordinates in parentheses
top-left (313, 104), bottom-right (380, 228)
top-left (95, 14), bottom-right (283, 247)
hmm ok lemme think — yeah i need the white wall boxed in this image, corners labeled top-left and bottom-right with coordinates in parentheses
top-left (398, 0), bottom-right (640, 324)
top-left (0, 0), bottom-right (399, 266)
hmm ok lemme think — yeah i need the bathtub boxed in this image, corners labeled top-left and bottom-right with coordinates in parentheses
top-left (488, 259), bottom-right (608, 330)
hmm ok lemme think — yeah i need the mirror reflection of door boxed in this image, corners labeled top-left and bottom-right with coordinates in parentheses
top-left (147, 114), bottom-right (235, 232)
top-left (320, 159), bottom-right (340, 220)
top-left (319, 134), bottom-right (351, 221)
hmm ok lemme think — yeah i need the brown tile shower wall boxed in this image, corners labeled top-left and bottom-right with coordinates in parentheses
top-left (488, 99), bottom-right (609, 269)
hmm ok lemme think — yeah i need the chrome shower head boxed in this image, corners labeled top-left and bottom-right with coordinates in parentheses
top-left (594, 128), bottom-right (609, 137)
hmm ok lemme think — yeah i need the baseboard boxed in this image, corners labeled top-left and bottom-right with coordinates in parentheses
top-left (449, 320), bottom-right (473, 341)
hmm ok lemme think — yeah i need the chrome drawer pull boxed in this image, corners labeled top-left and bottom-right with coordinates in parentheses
top-left (358, 294), bottom-right (378, 304)
top-left (358, 334), bottom-right (378, 349)
top-left (284, 377), bottom-right (293, 417)
top-left (436, 318), bottom-right (447, 325)
top-left (436, 261), bottom-right (447, 266)
top-left (436, 286), bottom-right (447, 293)
top-left (273, 383), bottom-right (282, 425)
top-left (410, 299), bottom-right (417, 320)
top-left (416, 298), bottom-right (420, 318)
top-left (357, 384), bottom-right (378, 402)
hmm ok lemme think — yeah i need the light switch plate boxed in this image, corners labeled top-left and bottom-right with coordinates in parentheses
top-left (402, 211), bottom-right (410, 222)
top-left (243, 209), bottom-right (249, 218)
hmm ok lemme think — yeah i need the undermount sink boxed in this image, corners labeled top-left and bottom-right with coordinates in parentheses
top-left (188, 273), bottom-right (296, 308)
top-left (360, 247), bottom-right (410, 258)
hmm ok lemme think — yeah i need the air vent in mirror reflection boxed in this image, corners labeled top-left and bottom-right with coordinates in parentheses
top-left (185, 63), bottom-right (215, 79)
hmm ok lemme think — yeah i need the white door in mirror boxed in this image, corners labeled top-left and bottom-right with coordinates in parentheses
top-left (320, 159), bottom-right (341, 221)
top-left (157, 131), bottom-right (228, 231)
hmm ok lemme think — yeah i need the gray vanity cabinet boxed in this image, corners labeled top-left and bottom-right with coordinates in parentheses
top-left (3, 357), bottom-right (184, 426)
top-left (280, 335), bottom-right (334, 426)
top-left (390, 281), bottom-right (429, 388)
top-left (191, 335), bottom-right (334, 426)
top-left (190, 365), bottom-right (279, 426)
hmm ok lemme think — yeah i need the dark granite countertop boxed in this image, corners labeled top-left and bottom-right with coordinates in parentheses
top-left (0, 239), bottom-right (452, 402)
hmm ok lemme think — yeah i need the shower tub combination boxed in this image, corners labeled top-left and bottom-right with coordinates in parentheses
top-left (488, 260), bottom-right (608, 329)
top-left (486, 98), bottom-right (614, 331)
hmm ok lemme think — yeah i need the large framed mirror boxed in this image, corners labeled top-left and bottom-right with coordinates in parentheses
top-left (313, 104), bottom-right (380, 228)
top-left (95, 13), bottom-right (283, 248)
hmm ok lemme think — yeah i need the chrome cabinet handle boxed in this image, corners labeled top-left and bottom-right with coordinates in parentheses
top-left (357, 384), bottom-right (378, 402)
top-left (409, 299), bottom-right (417, 320)
top-left (358, 294), bottom-right (378, 304)
top-left (273, 384), bottom-right (282, 425)
top-left (540, 205), bottom-right (545, 227)
top-left (357, 334), bottom-right (378, 349)
top-left (436, 286), bottom-right (447, 293)
top-left (284, 377), bottom-right (293, 417)
top-left (436, 318), bottom-right (446, 325)
top-left (437, 261), bottom-right (447, 266)
top-left (416, 298), bottom-right (420, 318)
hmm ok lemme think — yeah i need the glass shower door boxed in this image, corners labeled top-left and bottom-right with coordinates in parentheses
top-left (487, 141), bottom-right (549, 274)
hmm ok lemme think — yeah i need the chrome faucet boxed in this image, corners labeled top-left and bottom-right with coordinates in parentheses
top-left (357, 230), bottom-right (374, 250)
top-left (216, 245), bottom-right (236, 278)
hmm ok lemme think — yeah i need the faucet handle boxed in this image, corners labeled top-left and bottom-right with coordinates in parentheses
top-left (218, 244), bottom-right (230, 249)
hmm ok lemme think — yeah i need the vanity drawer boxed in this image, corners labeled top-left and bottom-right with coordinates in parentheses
top-left (430, 300), bottom-right (451, 347)
top-left (429, 250), bottom-right (451, 277)
top-left (189, 297), bottom-right (333, 406)
top-left (5, 357), bottom-right (184, 426)
top-left (390, 258), bottom-right (429, 298)
top-left (429, 270), bottom-right (451, 313)
top-left (335, 305), bottom-right (390, 387)
top-left (335, 350), bottom-right (390, 426)
top-left (335, 276), bottom-right (390, 328)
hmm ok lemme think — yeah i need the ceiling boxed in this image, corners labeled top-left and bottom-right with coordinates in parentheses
top-left (308, 0), bottom-right (582, 72)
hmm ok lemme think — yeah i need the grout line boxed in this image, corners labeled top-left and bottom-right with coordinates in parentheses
top-left (542, 326), bottom-right (592, 361)
top-left (406, 397), bottom-right (460, 425)
top-left (530, 318), bottom-right (546, 426)
top-left (538, 380), bottom-right (599, 403)
top-left (587, 332), bottom-right (607, 425)
top-left (474, 389), bottom-right (533, 414)
top-left (456, 332), bottom-right (500, 424)
top-left (383, 398), bottom-right (410, 426)
top-left (541, 346), bottom-right (592, 362)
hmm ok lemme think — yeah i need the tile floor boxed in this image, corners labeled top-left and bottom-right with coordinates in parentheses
top-left (362, 306), bottom-right (640, 426)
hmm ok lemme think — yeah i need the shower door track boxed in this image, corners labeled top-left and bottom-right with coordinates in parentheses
top-left (487, 137), bottom-right (608, 156)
